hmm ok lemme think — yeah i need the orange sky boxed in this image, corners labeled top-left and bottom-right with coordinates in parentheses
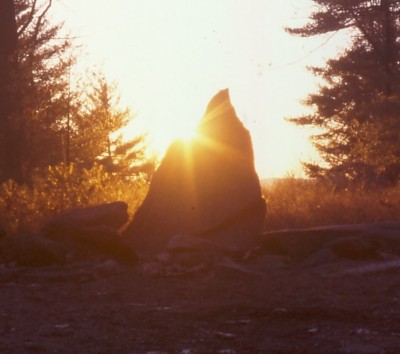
top-left (51, 0), bottom-right (348, 178)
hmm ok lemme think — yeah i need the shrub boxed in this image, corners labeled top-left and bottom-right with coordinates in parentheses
top-left (262, 178), bottom-right (400, 231)
top-left (2, 167), bottom-right (399, 235)
top-left (0, 163), bottom-right (149, 234)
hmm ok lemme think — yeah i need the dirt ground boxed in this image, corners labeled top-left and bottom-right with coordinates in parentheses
top-left (1, 252), bottom-right (400, 354)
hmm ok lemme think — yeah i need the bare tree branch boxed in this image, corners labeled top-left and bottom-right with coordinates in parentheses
top-left (18, 0), bottom-right (53, 44)
top-left (17, 0), bottom-right (38, 37)
top-left (31, 0), bottom-right (53, 41)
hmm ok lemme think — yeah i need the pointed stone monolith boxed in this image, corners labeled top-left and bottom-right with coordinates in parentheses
top-left (123, 89), bottom-right (266, 258)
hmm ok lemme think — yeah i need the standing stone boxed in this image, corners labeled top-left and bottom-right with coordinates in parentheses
top-left (123, 89), bottom-right (266, 258)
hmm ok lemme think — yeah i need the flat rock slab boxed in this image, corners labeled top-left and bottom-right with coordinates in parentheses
top-left (16, 202), bottom-right (136, 265)
top-left (43, 201), bottom-right (128, 236)
top-left (261, 222), bottom-right (400, 260)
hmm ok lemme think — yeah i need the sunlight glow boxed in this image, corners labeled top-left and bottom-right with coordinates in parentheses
top-left (177, 128), bottom-right (200, 145)
top-left (51, 0), bottom-right (343, 178)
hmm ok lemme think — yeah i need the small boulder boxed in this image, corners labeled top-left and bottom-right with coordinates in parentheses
top-left (0, 226), bottom-right (6, 239)
top-left (167, 234), bottom-right (224, 253)
top-left (10, 234), bottom-right (65, 267)
top-left (328, 235), bottom-right (379, 260)
top-left (43, 201), bottom-right (129, 238)
top-left (42, 202), bottom-right (135, 264)
top-left (68, 226), bottom-right (136, 264)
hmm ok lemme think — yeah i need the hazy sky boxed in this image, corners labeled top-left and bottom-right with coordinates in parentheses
top-left (51, 0), bottom-right (348, 178)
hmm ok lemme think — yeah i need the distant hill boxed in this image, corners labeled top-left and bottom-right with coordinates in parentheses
top-left (260, 177), bottom-right (312, 188)
top-left (259, 178), bottom-right (287, 188)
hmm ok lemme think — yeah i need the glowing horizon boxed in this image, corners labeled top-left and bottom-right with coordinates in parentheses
top-left (51, 0), bottom-right (348, 178)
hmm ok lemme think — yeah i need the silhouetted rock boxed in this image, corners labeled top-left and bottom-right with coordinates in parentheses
top-left (9, 234), bottom-right (65, 267)
top-left (328, 236), bottom-right (379, 260)
top-left (43, 202), bottom-right (129, 236)
top-left (261, 222), bottom-right (400, 262)
top-left (64, 226), bottom-right (136, 264)
top-left (42, 202), bottom-right (135, 264)
top-left (124, 89), bottom-right (266, 258)
top-left (167, 234), bottom-right (224, 253)
top-left (0, 226), bottom-right (6, 239)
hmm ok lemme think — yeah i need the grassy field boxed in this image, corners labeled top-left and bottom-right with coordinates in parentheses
top-left (0, 164), bottom-right (149, 234)
top-left (0, 168), bottom-right (399, 235)
top-left (262, 178), bottom-right (400, 231)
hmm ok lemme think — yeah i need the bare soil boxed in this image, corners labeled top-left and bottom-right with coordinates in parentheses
top-left (1, 253), bottom-right (400, 354)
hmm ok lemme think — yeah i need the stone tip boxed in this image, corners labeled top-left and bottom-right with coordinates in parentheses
top-left (206, 88), bottom-right (230, 111)
top-left (200, 88), bottom-right (235, 125)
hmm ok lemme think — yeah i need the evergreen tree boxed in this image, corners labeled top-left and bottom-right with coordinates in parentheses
top-left (0, 0), bottom-right (23, 182)
top-left (0, 0), bottom-right (74, 183)
top-left (15, 0), bottom-right (74, 175)
top-left (287, 0), bottom-right (400, 186)
top-left (72, 73), bottom-right (153, 179)
top-left (1, 1), bottom-right (152, 184)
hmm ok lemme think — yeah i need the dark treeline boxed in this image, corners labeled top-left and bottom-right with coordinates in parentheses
top-left (288, 0), bottom-right (400, 188)
top-left (0, 0), bottom-right (154, 233)
top-left (0, 0), bottom-right (153, 185)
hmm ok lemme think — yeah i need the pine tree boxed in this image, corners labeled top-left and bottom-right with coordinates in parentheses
top-left (16, 0), bottom-right (74, 174)
top-left (71, 73), bottom-right (153, 179)
top-left (0, 0), bottom-right (23, 182)
top-left (1, 1), bottom-right (153, 184)
top-left (287, 0), bottom-right (400, 186)
top-left (0, 0), bottom-right (74, 183)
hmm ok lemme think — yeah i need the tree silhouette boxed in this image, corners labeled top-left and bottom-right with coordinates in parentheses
top-left (288, 0), bottom-right (400, 186)
top-left (72, 73), bottom-right (154, 180)
top-left (0, 0), bottom-right (22, 182)
top-left (1, 1), bottom-right (153, 185)
top-left (0, 0), bottom-right (73, 183)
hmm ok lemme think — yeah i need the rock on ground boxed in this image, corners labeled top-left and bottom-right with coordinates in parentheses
top-left (261, 222), bottom-right (400, 261)
top-left (38, 202), bottom-right (135, 264)
top-left (43, 201), bottom-right (129, 236)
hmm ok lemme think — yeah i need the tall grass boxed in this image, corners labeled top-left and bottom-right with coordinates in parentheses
top-left (1, 168), bottom-right (399, 235)
top-left (0, 164), bottom-right (149, 234)
top-left (262, 177), bottom-right (400, 231)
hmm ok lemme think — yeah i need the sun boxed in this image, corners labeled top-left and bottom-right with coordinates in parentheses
top-left (166, 115), bottom-right (199, 141)
top-left (159, 118), bottom-right (201, 150)
top-left (177, 128), bottom-right (199, 144)
top-left (126, 120), bottom-right (201, 162)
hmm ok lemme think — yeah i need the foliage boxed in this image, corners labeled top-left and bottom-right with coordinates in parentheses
top-left (0, 163), bottom-right (149, 234)
top-left (287, 0), bottom-right (400, 186)
top-left (0, 2), bottom-right (154, 237)
top-left (262, 177), bottom-right (400, 231)
top-left (1, 1), bottom-right (154, 187)
top-left (70, 72), bottom-right (154, 179)
top-left (2, 170), bottom-right (400, 235)
top-left (0, 0), bottom-right (74, 182)
top-left (0, 0), bottom-right (23, 182)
